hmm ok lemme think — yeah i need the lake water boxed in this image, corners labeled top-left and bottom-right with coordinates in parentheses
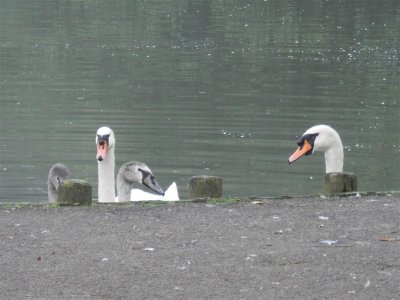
top-left (1, 0), bottom-right (399, 202)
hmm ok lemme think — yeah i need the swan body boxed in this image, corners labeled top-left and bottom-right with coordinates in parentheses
top-left (96, 126), bottom-right (175, 203)
top-left (130, 182), bottom-right (179, 201)
top-left (288, 125), bottom-right (344, 173)
top-left (48, 163), bottom-right (70, 203)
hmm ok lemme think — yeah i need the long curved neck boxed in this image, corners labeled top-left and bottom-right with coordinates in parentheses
top-left (116, 174), bottom-right (131, 202)
top-left (48, 183), bottom-right (58, 203)
top-left (97, 148), bottom-right (115, 202)
top-left (324, 144), bottom-right (343, 173)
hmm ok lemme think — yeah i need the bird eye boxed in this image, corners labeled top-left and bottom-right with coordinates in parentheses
top-left (297, 137), bottom-right (305, 148)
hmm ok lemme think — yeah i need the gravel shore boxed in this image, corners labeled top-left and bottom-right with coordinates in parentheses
top-left (1, 194), bottom-right (399, 299)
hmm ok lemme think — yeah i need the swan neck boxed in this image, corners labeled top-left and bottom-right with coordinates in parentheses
top-left (116, 173), bottom-right (131, 202)
top-left (48, 183), bottom-right (58, 203)
top-left (97, 149), bottom-right (115, 202)
top-left (324, 145), bottom-right (344, 173)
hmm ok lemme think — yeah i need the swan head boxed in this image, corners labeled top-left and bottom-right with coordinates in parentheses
top-left (288, 124), bottom-right (343, 165)
top-left (96, 126), bottom-right (115, 161)
top-left (48, 163), bottom-right (70, 191)
top-left (48, 163), bottom-right (70, 203)
top-left (138, 165), bottom-right (164, 196)
top-left (117, 161), bottom-right (165, 197)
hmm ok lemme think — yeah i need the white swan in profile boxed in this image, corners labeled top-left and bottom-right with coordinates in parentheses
top-left (96, 126), bottom-right (179, 202)
top-left (48, 163), bottom-right (70, 203)
top-left (288, 124), bottom-right (344, 173)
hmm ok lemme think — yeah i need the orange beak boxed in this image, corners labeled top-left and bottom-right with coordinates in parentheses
top-left (288, 139), bottom-right (313, 163)
top-left (96, 141), bottom-right (108, 161)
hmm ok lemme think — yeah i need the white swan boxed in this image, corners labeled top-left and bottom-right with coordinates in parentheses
top-left (48, 163), bottom-right (70, 203)
top-left (96, 126), bottom-right (179, 202)
top-left (288, 124), bottom-right (344, 173)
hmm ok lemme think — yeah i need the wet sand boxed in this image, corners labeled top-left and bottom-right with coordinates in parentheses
top-left (1, 194), bottom-right (399, 299)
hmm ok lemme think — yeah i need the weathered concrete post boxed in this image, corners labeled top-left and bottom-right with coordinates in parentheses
top-left (189, 176), bottom-right (222, 199)
top-left (323, 172), bottom-right (358, 196)
top-left (57, 179), bottom-right (92, 205)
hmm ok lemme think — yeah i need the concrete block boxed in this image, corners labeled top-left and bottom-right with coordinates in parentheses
top-left (189, 176), bottom-right (222, 199)
top-left (58, 179), bottom-right (92, 205)
top-left (323, 172), bottom-right (358, 196)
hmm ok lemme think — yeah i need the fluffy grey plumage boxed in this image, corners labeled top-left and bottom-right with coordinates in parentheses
top-left (47, 163), bottom-right (70, 203)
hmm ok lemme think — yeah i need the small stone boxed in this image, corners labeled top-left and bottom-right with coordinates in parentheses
top-left (143, 247), bottom-right (155, 252)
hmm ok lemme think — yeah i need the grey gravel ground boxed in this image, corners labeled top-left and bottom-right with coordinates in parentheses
top-left (0, 195), bottom-right (399, 300)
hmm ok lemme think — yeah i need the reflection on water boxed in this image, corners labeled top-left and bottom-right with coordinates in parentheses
top-left (0, 0), bottom-right (399, 202)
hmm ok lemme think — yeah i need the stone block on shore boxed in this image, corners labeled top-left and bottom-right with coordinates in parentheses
top-left (323, 172), bottom-right (358, 196)
top-left (189, 176), bottom-right (222, 199)
top-left (58, 179), bottom-right (92, 205)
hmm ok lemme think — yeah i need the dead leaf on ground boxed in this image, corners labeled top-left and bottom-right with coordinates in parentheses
top-left (378, 236), bottom-right (399, 242)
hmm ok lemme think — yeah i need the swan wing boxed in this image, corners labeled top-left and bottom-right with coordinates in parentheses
top-left (130, 182), bottom-right (179, 201)
top-left (164, 182), bottom-right (180, 200)
top-left (130, 189), bottom-right (165, 201)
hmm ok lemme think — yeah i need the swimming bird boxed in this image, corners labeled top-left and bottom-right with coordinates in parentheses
top-left (47, 163), bottom-right (70, 203)
top-left (288, 124), bottom-right (344, 173)
top-left (96, 126), bottom-right (178, 202)
top-left (117, 161), bottom-right (167, 202)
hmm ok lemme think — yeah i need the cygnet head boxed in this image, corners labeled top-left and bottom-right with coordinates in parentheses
top-left (48, 163), bottom-right (70, 203)
top-left (117, 161), bottom-right (164, 201)
top-left (48, 163), bottom-right (70, 189)
top-left (96, 126), bottom-right (115, 161)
